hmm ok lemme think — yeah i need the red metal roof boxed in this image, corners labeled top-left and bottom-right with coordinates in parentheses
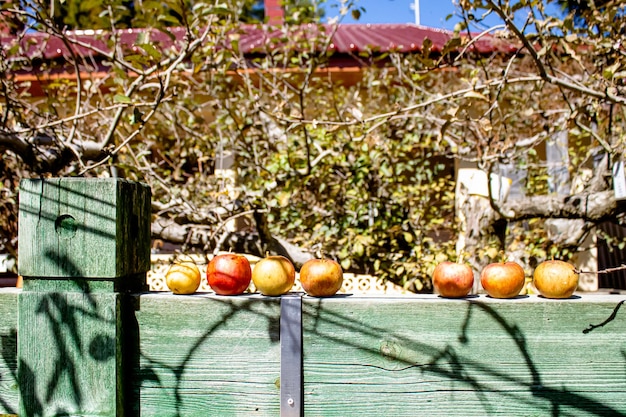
top-left (1, 23), bottom-right (516, 62)
top-left (327, 24), bottom-right (513, 54)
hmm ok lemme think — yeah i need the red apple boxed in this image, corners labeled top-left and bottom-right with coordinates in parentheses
top-left (533, 260), bottom-right (579, 299)
top-left (432, 261), bottom-right (474, 298)
top-left (480, 261), bottom-right (526, 298)
top-left (207, 253), bottom-right (252, 295)
top-left (252, 255), bottom-right (296, 296)
top-left (300, 258), bottom-right (344, 297)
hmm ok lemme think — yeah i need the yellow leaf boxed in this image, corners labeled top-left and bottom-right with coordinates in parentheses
top-left (463, 91), bottom-right (488, 101)
top-left (486, 247), bottom-right (499, 259)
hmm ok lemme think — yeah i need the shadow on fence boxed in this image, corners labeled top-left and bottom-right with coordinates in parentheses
top-left (1, 292), bottom-right (625, 416)
top-left (133, 294), bottom-right (281, 416)
top-left (17, 252), bottom-right (125, 416)
top-left (299, 297), bottom-right (626, 417)
top-left (0, 328), bottom-right (17, 415)
top-left (125, 294), bottom-right (626, 416)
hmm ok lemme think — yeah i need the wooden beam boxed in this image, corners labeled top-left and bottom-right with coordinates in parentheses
top-left (17, 178), bottom-right (151, 417)
top-left (4, 289), bottom-right (626, 414)
top-left (12, 65), bottom-right (371, 96)
top-left (0, 289), bottom-right (18, 416)
top-left (302, 295), bottom-right (626, 416)
top-left (18, 178), bottom-right (151, 285)
top-left (133, 293), bottom-right (282, 416)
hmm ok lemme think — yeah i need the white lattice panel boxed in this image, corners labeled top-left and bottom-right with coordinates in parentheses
top-left (148, 254), bottom-right (408, 295)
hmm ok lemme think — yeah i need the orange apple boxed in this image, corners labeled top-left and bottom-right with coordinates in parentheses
top-left (300, 258), bottom-right (344, 297)
top-left (480, 261), bottom-right (526, 298)
top-left (432, 261), bottom-right (474, 298)
top-left (533, 260), bottom-right (579, 299)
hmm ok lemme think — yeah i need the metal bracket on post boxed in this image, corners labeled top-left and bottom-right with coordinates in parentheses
top-left (280, 294), bottom-right (303, 417)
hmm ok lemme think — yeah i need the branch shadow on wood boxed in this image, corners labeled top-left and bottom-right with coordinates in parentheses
top-left (0, 328), bottom-right (17, 415)
top-left (302, 298), bottom-right (626, 416)
top-left (133, 295), bottom-right (281, 416)
top-left (18, 252), bottom-right (122, 416)
top-left (129, 294), bottom-right (626, 415)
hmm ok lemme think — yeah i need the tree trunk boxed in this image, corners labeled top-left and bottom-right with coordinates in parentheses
top-left (456, 186), bottom-right (502, 292)
top-left (151, 211), bottom-right (314, 268)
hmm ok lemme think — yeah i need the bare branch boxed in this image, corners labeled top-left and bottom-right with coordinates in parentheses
top-left (501, 190), bottom-right (620, 222)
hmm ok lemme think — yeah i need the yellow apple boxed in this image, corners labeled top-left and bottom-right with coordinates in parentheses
top-left (166, 261), bottom-right (201, 295)
top-left (252, 255), bottom-right (295, 296)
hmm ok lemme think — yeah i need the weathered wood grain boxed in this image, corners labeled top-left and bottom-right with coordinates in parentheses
top-left (133, 293), bottom-right (282, 417)
top-left (9, 281), bottom-right (626, 416)
top-left (0, 289), bottom-right (18, 415)
top-left (18, 291), bottom-right (122, 416)
top-left (302, 294), bottom-right (626, 417)
top-left (18, 178), bottom-right (151, 283)
top-left (16, 177), bottom-right (151, 417)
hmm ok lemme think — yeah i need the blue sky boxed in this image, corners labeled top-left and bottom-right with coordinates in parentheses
top-left (324, 0), bottom-right (564, 31)
top-left (325, 0), bottom-right (465, 30)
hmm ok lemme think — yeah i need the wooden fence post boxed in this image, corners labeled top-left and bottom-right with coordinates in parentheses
top-left (17, 178), bottom-right (151, 417)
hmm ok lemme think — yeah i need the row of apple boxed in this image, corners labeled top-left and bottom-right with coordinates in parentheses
top-left (433, 259), bottom-right (579, 299)
top-left (166, 252), bottom-right (579, 299)
top-left (165, 253), bottom-right (344, 297)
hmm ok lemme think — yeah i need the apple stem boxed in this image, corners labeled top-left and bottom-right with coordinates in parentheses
top-left (457, 253), bottom-right (464, 264)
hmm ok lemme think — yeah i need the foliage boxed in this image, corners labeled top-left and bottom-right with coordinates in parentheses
top-left (555, 0), bottom-right (618, 23)
top-left (234, 66), bottom-right (459, 289)
top-left (2, 0), bottom-right (626, 287)
top-left (447, 0), bottom-right (626, 272)
top-left (24, 0), bottom-right (322, 29)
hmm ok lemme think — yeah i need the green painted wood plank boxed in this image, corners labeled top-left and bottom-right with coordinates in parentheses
top-left (302, 294), bottom-right (626, 417)
top-left (0, 289), bottom-right (19, 415)
top-left (115, 180), bottom-right (151, 282)
top-left (18, 178), bottom-right (150, 281)
top-left (18, 291), bottom-right (122, 416)
top-left (133, 293), bottom-right (281, 417)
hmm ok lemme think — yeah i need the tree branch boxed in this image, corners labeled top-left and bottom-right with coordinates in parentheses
top-left (501, 190), bottom-right (621, 223)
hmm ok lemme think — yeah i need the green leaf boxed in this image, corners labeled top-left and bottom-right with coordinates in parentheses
top-left (138, 43), bottom-right (162, 61)
top-left (194, 5), bottom-right (233, 17)
top-left (422, 38), bottom-right (432, 54)
top-left (441, 37), bottom-right (462, 56)
top-left (136, 31), bottom-right (150, 45)
top-left (114, 94), bottom-right (132, 104)
top-left (353, 242), bottom-right (364, 257)
top-left (340, 258), bottom-right (351, 270)
top-left (603, 62), bottom-right (620, 80)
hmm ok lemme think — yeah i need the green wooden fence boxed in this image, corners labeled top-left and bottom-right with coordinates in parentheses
top-left (0, 177), bottom-right (625, 416)
top-left (2, 290), bottom-right (626, 416)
